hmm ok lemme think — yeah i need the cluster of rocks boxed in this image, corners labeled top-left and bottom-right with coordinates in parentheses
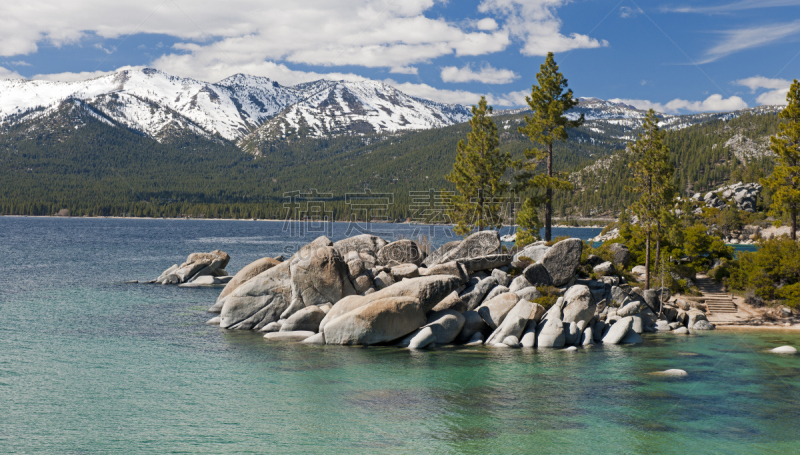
top-left (679, 182), bottom-right (762, 214)
top-left (652, 298), bottom-right (715, 333)
top-left (154, 250), bottom-right (233, 287)
top-left (200, 231), bottom-right (709, 348)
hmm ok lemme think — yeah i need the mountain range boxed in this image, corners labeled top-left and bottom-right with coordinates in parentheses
top-left (0, 68), bottom-right (784, 219)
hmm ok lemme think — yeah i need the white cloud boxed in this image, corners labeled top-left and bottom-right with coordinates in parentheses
top-left (619, 6), bottom-right (643, 18)
top-left (8, 60), bottom-right (31, 66)
top-left (700, 20), bottom-right (800, 63)
top-left (0, 66), bottom-right (24, 80)
top-left (476, 18), bottom-right (499, 31)
top-left (666, 0), bottom-right (800, 14)
top-left (735, 76), bottom-right (792, 105)
top-left (390, 66), bottom-right (419, 75)
top-left (0, 1), bottom-right (511, 71)
top-left (440, 64), bottom-right (518, 84)
top-left (479, 0), bottom-right (608, 55)
top-left (31, 66), bottom-right (142, 82)
top-left (384, 78), bottom-right (527, 106)
top-left (610, 94), bottom-right (748, 114)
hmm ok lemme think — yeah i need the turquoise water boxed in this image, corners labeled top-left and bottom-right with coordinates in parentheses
top-left (1, 217), bottom-right (798, 454)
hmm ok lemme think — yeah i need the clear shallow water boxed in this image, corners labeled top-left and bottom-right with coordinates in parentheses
top-left (1, 217), bottom-right (798, 454)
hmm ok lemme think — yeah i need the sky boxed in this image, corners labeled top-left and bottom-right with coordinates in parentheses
top-left (0, 0), bottom-right (798, 113)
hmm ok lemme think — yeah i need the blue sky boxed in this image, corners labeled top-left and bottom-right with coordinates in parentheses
top-left (1, 0), bottom-right (798, 112)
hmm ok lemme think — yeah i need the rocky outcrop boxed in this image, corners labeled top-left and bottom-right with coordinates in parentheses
top-left (323, 296), bottom-right (427, 345)
top-left (425, 231), bottom-right (500, 266)
top-left (156, 250), bottom-right (230, 285)
top-left (541, 238), bottom-right (583, 287)
top-left (219, 261), bottom-right (292, 330)
top-left (212, 257), bottom-right (281, 312)
top-left (200, 234), bottom-right (703, 351)
top-left (608, 243), bottom-right (630, 268)
top-left (377, 239), bottom-right (424, 266)
top-left (511, 243), bottom-right (550, 268)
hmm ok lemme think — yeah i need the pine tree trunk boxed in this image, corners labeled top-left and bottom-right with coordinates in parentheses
top-left (645, 230), bottom-right (651, 290)
top-left (545, 143), bottom-right (553, 242)
top-left (793, 209), bottom-right (797, 241)
top-left (655, 220), bottom-right (661, 284)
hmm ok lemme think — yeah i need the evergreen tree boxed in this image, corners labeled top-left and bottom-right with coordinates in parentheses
top-left (627, 109), bottom-right (675, 289)
top-left (445, 96), bottom-right (511, 235)
top-left (517, 52), bottom-right (583, 241)
top-left (762, 79), bottom-right (800, 240)
top-left (515, 197), bottom-right (543, 246)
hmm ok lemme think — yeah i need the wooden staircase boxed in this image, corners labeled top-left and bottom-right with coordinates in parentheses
top-left (694, 276), bottom-right (738, 314)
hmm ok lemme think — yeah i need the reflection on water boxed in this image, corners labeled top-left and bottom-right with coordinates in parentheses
top-left (0, 217), bottom-right (798, 454)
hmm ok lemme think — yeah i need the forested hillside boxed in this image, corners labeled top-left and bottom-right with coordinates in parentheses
top-left (562, 111), bottom-right (780, 216)
top-left (0, 100), bottom-right (781, 220)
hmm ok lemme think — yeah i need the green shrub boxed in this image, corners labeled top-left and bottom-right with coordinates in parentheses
top-left (728, 237), bottom-right (800, 302)
top-left (777, 283), bottom-right (800, 309)
top-left (534, 286), bottom-right (561, 309)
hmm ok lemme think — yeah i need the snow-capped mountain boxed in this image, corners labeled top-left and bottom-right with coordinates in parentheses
top-left (238, 80), bottom-right (471, 152)
top-left (0, 68), bottom-right (471, 145)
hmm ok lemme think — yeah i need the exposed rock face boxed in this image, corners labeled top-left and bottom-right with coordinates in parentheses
top-left (460, 254), bottom-right (513, 274)
top-left (457, 310), bottom-right (488, 342)
top-left (219, 261), bottom-right (292, 330)
top-left (593, 261), bottom-right (615, 276)
top-left (486, 299), bottom-right (535, 345)
top-left (459, 276), bottom-right (498, 311)
top-left (609, 243), bottom-right (631, 268)
top-left (290, 246), bottom-right (355, 311)
top-left (319, 274), bottom-right (463, 334)
top-left (535, 318), bottom-right (565, 348)
top-left (522, 263), bottom-right (552, 286)
top-left (602, 316), bottom-right (632, 344)
top-left (427, 231), bottom-right (500, 266)
top-left (215, 257), bottom-right (281, 310)
top-left (323, 296), bottom-right (427, 345)
top-left (422, 240), bottom-right (461, 267)
top-left (429, 291), bottom-right (466, 313)
top-left (391, 263), bottom-right (420, 279)
top-left (541, 239), bottom-right (583, 287)
top-left (158, 249), bottom-right (230, 285)
top-left (377, 240), bottom-right (424, 266)
top-left (511, 243), bottom-right (550, 268)
top-left (280, 305), bottom-right (327, 332)
top-left (333, 234), bottom-right (387, 257)
top-left (477, 292), bottom-right (520, 330)
top-left (562, 285), bottom-right (596, 327)
top-left (422, 310), bottom-right (465, 345)
top-left (418, 261), bottom-right (468, 281)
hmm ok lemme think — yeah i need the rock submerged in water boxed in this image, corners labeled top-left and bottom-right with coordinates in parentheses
top-left (769, 345), bottom-right (798, 354)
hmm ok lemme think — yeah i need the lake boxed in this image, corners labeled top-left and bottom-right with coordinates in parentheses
top-left (1, 217), bottom-right (798, 454)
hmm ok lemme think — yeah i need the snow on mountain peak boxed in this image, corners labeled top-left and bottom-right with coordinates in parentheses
top-left (0, 68), bottom-right (471, 145)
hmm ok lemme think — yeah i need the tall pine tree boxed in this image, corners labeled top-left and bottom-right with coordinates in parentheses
top-left (762, 79), bottom-right (800, 241)
top-left (517, 52), bottom-right (583, 241)
top-left (627, 109), bottom-right (675, 289)
top-left (446, 96), bottom-right (511, 236)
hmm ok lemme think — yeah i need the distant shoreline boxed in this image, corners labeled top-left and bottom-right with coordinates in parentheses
top-left (0, 214), bottom-right (608, 228)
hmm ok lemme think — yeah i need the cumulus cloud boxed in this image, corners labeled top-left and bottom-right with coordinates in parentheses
top-left (609, 94), bottom-right (748, 114)
top-left (0, 1), bottom-right (510, 69)
top-left (0, 66), bottom-right (24, 80)
top-left (735, 76), bottom-right (792, 105)
top-left (699, 20), bottom-right (800, 64)
top-left (479, 0), bottom-right (608, 55)
top-left (476, 18), bottom-right (499, 31)
top-left (384, 79), bottom-right (527, 107)
top-left (440, 64), bottom-right (518, 84)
